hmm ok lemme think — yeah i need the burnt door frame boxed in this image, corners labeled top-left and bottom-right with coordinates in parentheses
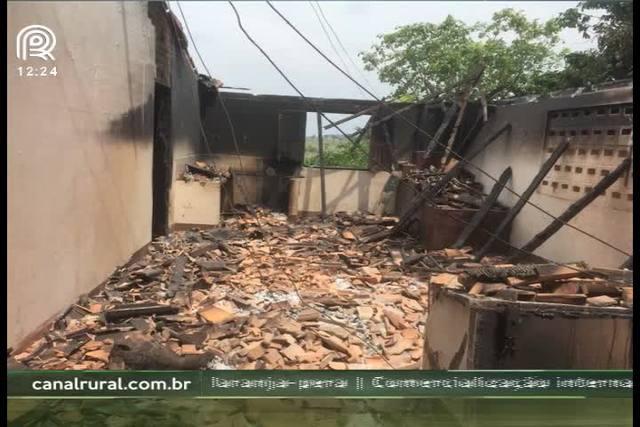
top-left (152, 83), bottom-right (173, 238)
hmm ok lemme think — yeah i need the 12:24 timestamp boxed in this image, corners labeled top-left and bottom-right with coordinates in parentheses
top-left (17, 66), bottom-right (58, 77)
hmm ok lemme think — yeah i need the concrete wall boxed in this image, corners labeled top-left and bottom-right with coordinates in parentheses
top-left (170, 35), bottom-right (205, 176)
top-left (172, 180), bottom-right (221, 226)
top-left (292, 167), bottom-right (393, 214)
top-left (423, 290), bottom-right (633, 369)
top-left (370, 103), bottom-right (484, 170)
top-left (200, 97), bottom-right (308, 210)
top-left (202, 97), bottom-right (307, 169)
top-left (160, 11), bottom-right (207, 227)
top-left (466, 87), bottom-right (633, 267)
top-left (7, 1), bottom-right (156, 346)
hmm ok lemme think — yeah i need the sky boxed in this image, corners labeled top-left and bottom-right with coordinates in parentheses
top-left (172, 1), bottom-right (595, 134)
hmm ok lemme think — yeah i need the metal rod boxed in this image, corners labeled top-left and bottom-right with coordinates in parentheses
top-left (475, 139), bottom-right (570, 259)
top-left (317, 112), bottom-right (327, 218)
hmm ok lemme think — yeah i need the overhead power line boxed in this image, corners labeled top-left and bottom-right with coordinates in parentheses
top-left (175, 1), bottom-right (397, 368)
top-left (314, 1), bottom-right (377, 94)
top-left (308, 1), bottom-right (366, 98)
top-left (264, 0), bottom-right (631, 258)
top-left (226, 1), bottom-right (630, 285)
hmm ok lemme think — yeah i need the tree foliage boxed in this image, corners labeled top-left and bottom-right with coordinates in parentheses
top-left (304, 135), bottom-right (369, 169)
top-left (360, 9), bottom-right (566, 101)
top-left (360, 3), bottom-right (633, 101)
top-left (556, 0), bottom-right (633, 83)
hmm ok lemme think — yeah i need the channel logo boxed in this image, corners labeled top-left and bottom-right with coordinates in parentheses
top-left (16, 24), bottom-right (56, 61)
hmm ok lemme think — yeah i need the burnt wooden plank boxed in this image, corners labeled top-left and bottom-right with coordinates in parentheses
top-left (186, 164), bottom-right (217, 178)
top-left (442, 66), bottom-right (485, 166)
top-left (104, 303), bottom-right (180, 322)
top-left (452, 166), bottom-right (512, 249)
top-left (424, 102), bottom-right (458, 158)
top-left (167, 255), bottom-right (187, 298)
top-left (620, 255), bottom-right (633, 270)
top-left (534, 293), bottom-right (587, 305)
top-left (387, 124), bottom-right (512, 239)
top-left (514, 157), bottom-right (632, 259)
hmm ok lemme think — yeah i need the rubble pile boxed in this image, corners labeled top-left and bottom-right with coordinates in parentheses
top-left (10, 210), bottom-right (466, 371)
top-left (404, 166), bottom-right (490, 210)
top-left (9, 209), bottom-right (630, 371)
top-left (430, 263), bottom-right (633, 308)
top-left (181, 161), bottom-right (231, 183)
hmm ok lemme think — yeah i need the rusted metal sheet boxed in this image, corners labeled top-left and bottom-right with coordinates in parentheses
top-left (394, 179), bottom-right (511, 251)
top-left (419, 204), bottom-right (510, 251)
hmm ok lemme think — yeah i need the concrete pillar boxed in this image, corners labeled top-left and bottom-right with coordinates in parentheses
top-left (288, 177), bottom-right (302, 218)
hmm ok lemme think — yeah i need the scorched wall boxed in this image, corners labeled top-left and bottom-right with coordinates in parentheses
top-left (7, 1), bottom-right (156, 347)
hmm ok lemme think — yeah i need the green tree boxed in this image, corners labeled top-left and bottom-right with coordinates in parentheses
top-left (360, 9), bottom-right (567, 101)
top-left (557, 0), bottom-right (632, 82)
top-left (304, 135), bottom-right (370, 169)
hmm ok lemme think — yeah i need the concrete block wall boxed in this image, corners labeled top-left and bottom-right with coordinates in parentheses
top-left (466, 87), bottom-right (633, 267)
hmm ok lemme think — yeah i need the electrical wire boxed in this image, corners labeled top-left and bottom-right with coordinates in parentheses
top-left (265, 0), bottom-right (632, 258)
top-left (391, 175), bottom-right (631, 285)
top-left (313, 1), bottom-right (377, 94)
top-left (308, 1), bottom-right (366, 98)
top-left (178, 4), bottom-right (630, 372)
top-left (225, 3), bottom-right (379, 149)
top-left (227, 1), bottom-right (631, 285)
top-left (175, 1), bottom-right (396, 368)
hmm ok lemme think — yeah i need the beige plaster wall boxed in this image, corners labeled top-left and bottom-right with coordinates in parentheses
top-left (467, 87), bottom-right (633, 267)
top-left (293, 167), bottom-right (393, 214)
top-left (7, 1), bottom-right (156, 346)
top-left (172, 180), bottom-right (221, 226)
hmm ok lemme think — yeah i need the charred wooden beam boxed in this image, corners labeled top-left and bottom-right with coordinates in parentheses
top-left (474, 139), bottom-right (570, 260)
top-left (186, 164), bottom-right (217, 178)
top-left (167, 255), bottom-right (187, 298)
top-left (513, 157), bottom-right (632, 260)
top-left (442, 66), bottom-right (485, 166)
top-left (620, 255), bottom-right (633, 270)
top-left (104, 303), bottom-right (180, 323)
top-left (424, 102), bottom-right (458, 158)
top-left (452, 166), bottom-right (512, 249)
top-left (363, 123), bottom-right (512, 243)
top-left (535, 293), bottom-right (587, 305)
top-left (219, 92), bottom-right (394, 115)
